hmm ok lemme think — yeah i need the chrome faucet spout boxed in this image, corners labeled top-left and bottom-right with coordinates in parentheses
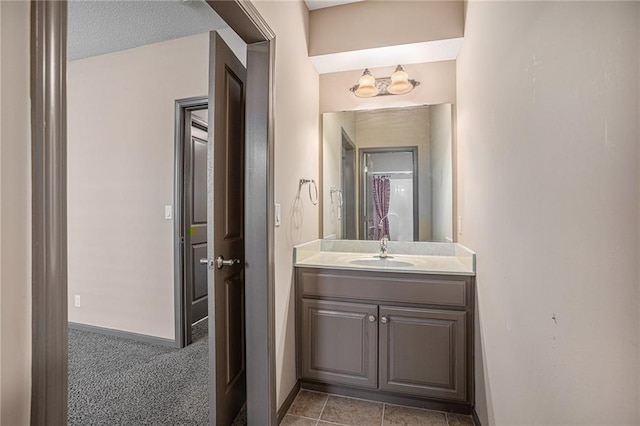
top-left (379, 235), bottom-right (389, 258)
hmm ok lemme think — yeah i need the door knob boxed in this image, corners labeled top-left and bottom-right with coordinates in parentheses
top-left (368, 315), bottom-right (376, 323)
top-left (380, 316), bottom-right (389, 324)
top-left (199, 258), bottom-right (209, 265)
top-left (216, 256), bottom-right (241, 269)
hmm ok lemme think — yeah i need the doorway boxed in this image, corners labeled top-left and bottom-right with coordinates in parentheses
top-left (360, 148), bottom-right (419, 241)
top-left (341, 130), bottom-right (357, 240)
top-left (31, 1), bottom-right (277, 425)
top-left (175, 98), bottom-right (210, 348)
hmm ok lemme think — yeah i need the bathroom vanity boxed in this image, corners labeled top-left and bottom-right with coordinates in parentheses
top-left (293, 240), bottom-right (476, 414)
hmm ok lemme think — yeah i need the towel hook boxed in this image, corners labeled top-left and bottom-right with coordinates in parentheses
top-left (299, 178), bottom-right (318, 205)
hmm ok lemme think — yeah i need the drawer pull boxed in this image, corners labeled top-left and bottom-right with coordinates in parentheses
top-left (368, 315), bottom-right (376, 323)
top-left (380, 316), bottom-right (389, 324)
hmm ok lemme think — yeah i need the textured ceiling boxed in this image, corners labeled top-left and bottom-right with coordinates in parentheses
top-left (68, 0), bottom-right (227, 61)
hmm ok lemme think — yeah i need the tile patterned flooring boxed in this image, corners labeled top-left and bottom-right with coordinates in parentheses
top-left (282, 390), bottom-right (474, 426)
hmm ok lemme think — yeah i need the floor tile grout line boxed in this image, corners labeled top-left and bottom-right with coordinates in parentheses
top-left (317, 421), bottom-right (351, 426)
top-left (383, 401), bottom-right (451, 416)
top-left (380, 403), bottom-right (386, 426)
top-left (289, 414), bottom-right (323, 421)
top-left (324, 391), bottom-right (384, 405)
top-left (316, 393), bottom-right (330, 425)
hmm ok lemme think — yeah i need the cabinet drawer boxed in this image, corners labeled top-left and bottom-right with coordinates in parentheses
top-left (298, 268), bottom-right (468, 307)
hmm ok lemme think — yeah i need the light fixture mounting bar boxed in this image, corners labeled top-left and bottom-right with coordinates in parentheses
top-left (349, 77), bottom-right (420, 97)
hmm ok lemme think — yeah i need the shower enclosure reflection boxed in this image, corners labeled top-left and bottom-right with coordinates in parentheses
top-left (362, 148), bottom-right (418, 241)
top-left (322, 104), bottom-right (454, 242)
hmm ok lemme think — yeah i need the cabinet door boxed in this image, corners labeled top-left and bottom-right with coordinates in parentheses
top-left (301, 299), bottom-right (378, 388)
top-left (379, 306), bottom-right (466, 401)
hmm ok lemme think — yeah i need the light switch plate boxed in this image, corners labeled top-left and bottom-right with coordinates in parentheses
top-left (74, 294), bottom-right (81, 308)
top-left (275, 203), bottom-right (281, 227)
top-left (165, 205), bottom-right (172, 220)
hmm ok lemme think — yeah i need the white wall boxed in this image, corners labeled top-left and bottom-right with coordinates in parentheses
top-left (252, 0), bottom-right (320, 409)
top-left (322, 112), bottom-right (355, 239)
top-left (67, 34), bottom-right (209, 339)
top-left (0, 1), bottom-right (31, 424)
top-left (457, 2), bottom-right (639, 424)
top-left (429, 104), bottom-right (453, 242)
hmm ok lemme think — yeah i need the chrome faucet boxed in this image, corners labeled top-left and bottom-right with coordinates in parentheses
top-left (379, 234), bottom-right (389, 258)
top-left (376, 214), bottom-right (390, 258)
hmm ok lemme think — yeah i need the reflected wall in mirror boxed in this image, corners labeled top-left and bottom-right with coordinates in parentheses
top-left (322, 104), bottom-right (454, 242)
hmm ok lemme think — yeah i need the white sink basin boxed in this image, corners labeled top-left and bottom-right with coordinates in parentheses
top-left (349, 258), bottom-right (415, 268)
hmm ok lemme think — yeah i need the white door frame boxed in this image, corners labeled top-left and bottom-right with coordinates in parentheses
top-left (30, 1), bottom-right (277, 424)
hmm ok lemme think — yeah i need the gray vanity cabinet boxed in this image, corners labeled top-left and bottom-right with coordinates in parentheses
top-left (300, 299), bottom-right (378, 389)
top-left (296, 267), bottom-right (474, 409)
top-left (378, 306), bottom-right (466, 401)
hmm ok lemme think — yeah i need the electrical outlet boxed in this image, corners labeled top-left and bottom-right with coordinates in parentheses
top-left (74, 294), bottom-right (81, 308)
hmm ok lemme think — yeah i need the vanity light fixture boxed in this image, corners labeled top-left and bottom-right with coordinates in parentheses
top-left (352, 69), bottom-right (379, 98)
top-left (349, 65), bottom-right (420, 97)
top-left (387, 65), bottom-right (414, 95)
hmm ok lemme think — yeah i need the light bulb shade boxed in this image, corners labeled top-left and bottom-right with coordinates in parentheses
top-left (354, 84), bottom-right (379, 98)
top-left (387, 65), bottom-right (413, 95)
top-left (359, 73), bottom-right (375, 87)
top-left (354, 69), bottom-right (379, 98)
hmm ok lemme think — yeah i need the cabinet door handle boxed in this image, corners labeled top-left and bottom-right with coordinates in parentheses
top-left (380, 316), bottom-right (389, 324)
top-left (368, 315), bottom-right (376, 323)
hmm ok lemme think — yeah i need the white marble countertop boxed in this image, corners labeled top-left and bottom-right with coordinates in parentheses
top-left (293, 240), bottom-right (475, 276)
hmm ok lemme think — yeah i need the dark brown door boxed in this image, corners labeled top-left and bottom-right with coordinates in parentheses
top-left (207, 32), bottom-right (247, 425)
top-left (184, 116), bottom-right (209, 345)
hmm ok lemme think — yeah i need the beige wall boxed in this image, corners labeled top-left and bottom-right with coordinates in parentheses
top-left (322, 112), bottom-right (355, 239)
top-left (68, 34), bottom-right (209, 339)
top-left (309, 1), bottom-right (464, 56)
top-left (0, 1), bottom-right (31, 424)
top-left (457, 1), bottom-right (639, 424)
top-left (320, 61), bottom-right (456, 113)
top-left (252, 0), bottom-right (320, 409)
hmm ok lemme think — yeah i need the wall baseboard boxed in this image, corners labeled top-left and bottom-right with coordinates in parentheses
top-left (276, 381), bottom-right (300, 424)
top-left (68, 322), bottom-right (178, 348)
top-left (471, 407), bottom-right (482, 426)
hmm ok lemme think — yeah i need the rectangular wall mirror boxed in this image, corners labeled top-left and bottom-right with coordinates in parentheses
top-left (322, 104), bottom-right (455, 242)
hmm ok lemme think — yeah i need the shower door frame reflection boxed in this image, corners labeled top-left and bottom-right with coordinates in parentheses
top-left (359, 147), bottom-right (419, 241)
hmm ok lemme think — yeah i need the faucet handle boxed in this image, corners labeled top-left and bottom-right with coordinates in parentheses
top-left (378, 235), bottom-right (389, 258)
top-left (380, 235), bottom-right (389, 252)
